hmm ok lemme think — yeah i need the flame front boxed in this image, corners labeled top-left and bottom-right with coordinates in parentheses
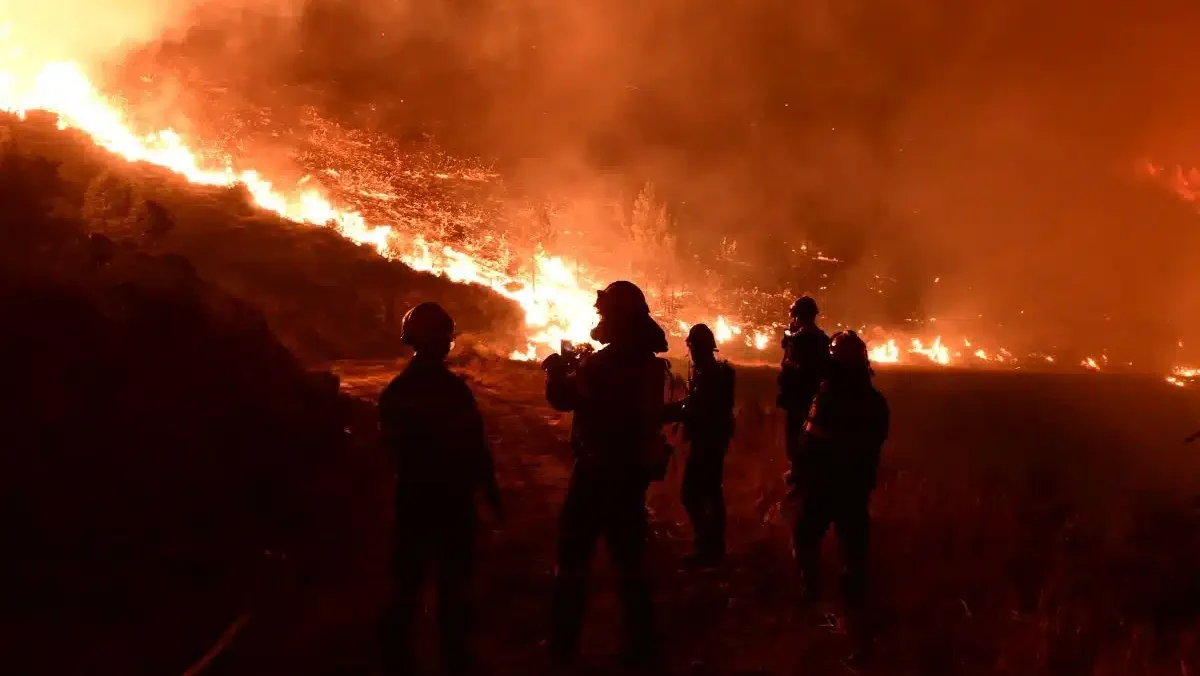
top-left (0, 48), bottom-right (1194, 385)
top-left (0, 57), bottom-right (607, 356)
top-left (0, 54), bottom-right (781, 361)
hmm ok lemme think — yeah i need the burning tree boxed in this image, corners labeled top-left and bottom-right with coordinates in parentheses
top-left (628, 182), bottom-right (680, 317)
top-left (507, 200), bottom-right (558, 293)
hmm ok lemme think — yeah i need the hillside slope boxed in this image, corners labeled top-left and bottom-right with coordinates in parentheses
top-left (0, 111), bottom-right (524, 361)
top-left (0, 143), bottom-right (389, 674)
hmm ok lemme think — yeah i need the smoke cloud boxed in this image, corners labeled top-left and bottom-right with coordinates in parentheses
top-left (0, 0), bottom-right (300, 68)
top-left (68, 0), bottom-right (1200, 363)
top-left (0, 1), bottom-right (189, 66)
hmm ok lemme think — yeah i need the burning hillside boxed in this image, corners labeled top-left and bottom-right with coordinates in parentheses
top-left (0, 110), bottom-right (524, 360)
top-left (1, 10), bottom-right (1199, 384)
top-left (4, 6), bottom-right (1200, 672)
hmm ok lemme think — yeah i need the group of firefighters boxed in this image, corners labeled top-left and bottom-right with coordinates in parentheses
top-left (377, 281), bottom-right (890, 673)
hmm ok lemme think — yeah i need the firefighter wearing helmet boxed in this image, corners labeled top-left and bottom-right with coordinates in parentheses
top-left (778, 295), bottom-right (830, 472)
top-left (543, 280), bottom-right (670, 667)
top-left (378, 302), bottom-right (503, 674)
top-left (789, 329), bottom-right (889, 654)
top-left (663, 323), bottom-right (737, 567)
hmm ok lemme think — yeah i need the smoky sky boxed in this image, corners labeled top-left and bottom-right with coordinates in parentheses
top-left (0, 1), bottom-right (299, 65)
top-left (109, 0), bottom-right (1200, 360)
top-left (0, 0), bottom-right (184, 65)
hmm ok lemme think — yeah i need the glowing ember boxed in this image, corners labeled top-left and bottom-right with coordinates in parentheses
top-left (1166, 365), bottom-right (1198, 388)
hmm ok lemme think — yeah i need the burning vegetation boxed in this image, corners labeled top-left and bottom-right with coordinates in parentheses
top-left (0, 53), bottom-right (1197, 384)
top-left (0, 110), bottom-right (525, 360)
top-left (2, 2), bottom-right (1200, 673)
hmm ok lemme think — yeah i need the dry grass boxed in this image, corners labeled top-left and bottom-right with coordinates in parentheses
top-left (292, 359), bottom-right (1200, 675)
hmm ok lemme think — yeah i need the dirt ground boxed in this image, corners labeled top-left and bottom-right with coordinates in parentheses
top-left (200, 357), bottom-right (1200, 675)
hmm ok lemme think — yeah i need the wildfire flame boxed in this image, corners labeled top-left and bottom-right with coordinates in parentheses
top-left (0, 45), bottom-right (1193, 385)
top-left (869, 339), bottom-right (901, 364)
top-left (1166, 365), bottom-right (1198, 388)
top-left (752, 331), bottom-right (770, 351)
top-left (910, 337), bottom-right (950, 365)
top-left (0, 57), bottom-right (613, 357)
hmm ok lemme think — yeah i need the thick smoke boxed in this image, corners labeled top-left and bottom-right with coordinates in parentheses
top-left (103, 0), bottom-right (1200, 364)
top-left (0, 1), bottom-right (191, 66)
top-left (0, 0), bottom-right (298, 68)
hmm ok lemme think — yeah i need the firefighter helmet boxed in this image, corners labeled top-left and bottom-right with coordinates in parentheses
top-left (790, 295), bottom-right (819, 319)
top-left (829, 329), bottom-right (869, 365)
top-left (686, 323), bottom-right (718, 351)
top-left (400, 302), bottom-right (455, 349)
top-left (595, 280), bottom-right (650, 318)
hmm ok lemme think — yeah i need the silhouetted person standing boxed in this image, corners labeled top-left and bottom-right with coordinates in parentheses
top-left (778, 296), bottom-right (829, 473)
top-left (542, 281), bottom-right (671, 667)
top-left (669, 324), bottom-right (736, 567)
top-left (790, 330), bottom-right (888, 611)
top-left (378, 302), bottom-right (503, 675)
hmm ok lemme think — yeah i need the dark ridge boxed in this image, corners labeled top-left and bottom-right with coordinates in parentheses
top-left (0, 134), bottom-right (394, 673)
top-left (0, 111), bottom-right (524, 361)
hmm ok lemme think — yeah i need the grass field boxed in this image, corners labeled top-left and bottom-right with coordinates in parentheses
top-left (261, 357), bottom-right (1199, 676)
top-left (8, 354), bottom-right (1197, 675)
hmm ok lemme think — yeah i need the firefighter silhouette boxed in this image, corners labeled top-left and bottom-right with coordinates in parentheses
top-left (777, 295), bottom-right (830, 481)
top-left (378, 302), bottom-right (503, 675)
top-left (543, 281), bottom-right (672, 667)
top-left (790, 330), bottom-right (888, 607)
top-left (666, 323), bottom-right (736, 566)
